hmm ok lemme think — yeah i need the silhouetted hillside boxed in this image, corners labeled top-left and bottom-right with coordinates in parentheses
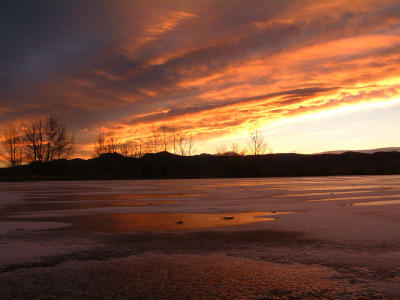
top-left (318, 147), bottom-right (400, 154)
top-left (1, 151), bottom-right (400, 181)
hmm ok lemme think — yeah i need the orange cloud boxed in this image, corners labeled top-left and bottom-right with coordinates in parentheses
top-left (2, 0), bottom-right (400, 157)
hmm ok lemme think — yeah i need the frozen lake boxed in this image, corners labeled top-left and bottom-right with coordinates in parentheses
top-left (1, 175), bottom-right (400, 298)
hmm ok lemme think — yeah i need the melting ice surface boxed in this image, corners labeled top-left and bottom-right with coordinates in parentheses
top-left (0, 175), bottom-right (399, 237)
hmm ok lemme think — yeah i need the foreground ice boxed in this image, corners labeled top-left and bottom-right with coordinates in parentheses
top-left (0, 175), bottom-right (400, 298)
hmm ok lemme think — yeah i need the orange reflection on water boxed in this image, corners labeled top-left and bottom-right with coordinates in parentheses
top-left (308, 194), bottom-right (400, 202)
top-left (352, 200), bottom-right (400, 207)
top-left (64, 211), bottom-right (291, 232)
top-left (274, 190), bottom-right (372, 198)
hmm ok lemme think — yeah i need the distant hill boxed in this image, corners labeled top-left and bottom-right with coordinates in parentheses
top-left (1, 151), bottom-right (400, 181)
top-left (318, 147), bottom-right (400, 155)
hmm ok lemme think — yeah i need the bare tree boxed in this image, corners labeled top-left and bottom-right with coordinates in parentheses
top-left (43, 116), bottom-right (73, 162)
top-left (0, 123), bottom-right (24, 167)
top-left (216, 144), bottom-right (227, 156)
top-left (187, 134), bottom-right (194, 156)
top-left (178, 129), bottom-right (187, 156)
top-left (54, 126), bottom-right (73, 160)
top-left (23, 120), bottom-right (44, 163)
top-left (150, 125), bottom-right (161, 153)
top-left (44, 116), bottom-right (58, 162)
top-left (159, 125), bottom-right (170, 152)
top-left (142, 136), bottom-right (153, 154)
top-left (123, 130), bottom-right (142, 158)
top-left (216, 143), bottom-right (242, 156)
top-left (128, 141), bottom-right (136, 158)
top-left (94, 130), bottom-right (117, 156)
top-left (176, 130), bottom-right (195, 156)
top-left (136, 139), bottom-right (143, 157)
top-left (231, 143), bottom-right (239, 155)
top-left (119, 142), bottom-right (129, 157)
top-left (133, 132), bottom-right (144, 158)
top-left (171, 123), bottom-right (177, 154)
top-left (24, 116), bottom-right (73, 163)
top-left (95, 130), bottom-right (107, 156)
top-left (247, 129), bottom-right (268, 156)
top-left (119, 140), bottom-right (142, 158)
top-left (106, 135), bottom-right (117, 153)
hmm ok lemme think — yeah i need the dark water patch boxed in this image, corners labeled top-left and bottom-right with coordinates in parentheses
top-left (0, 229), bottom-right (304, 273)
top-left (0, 200), bottom-right (179, 214)
top-left (0, 254), bottom-right (382, 299)
top-left (24, 192), bottom-right (202, 202)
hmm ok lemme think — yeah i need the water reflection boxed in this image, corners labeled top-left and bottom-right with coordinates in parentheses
top-left (309, 194), bottom-right (400, 202)
top-left (59, 212), bottom-right (291, 232)
top-left (352, 200), bottom-right (400, 206)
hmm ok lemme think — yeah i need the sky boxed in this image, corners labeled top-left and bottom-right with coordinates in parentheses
top-left (1, 0), bottom-right (400, 157)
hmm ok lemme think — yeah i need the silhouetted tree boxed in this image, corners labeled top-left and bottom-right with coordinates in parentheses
top-left (95, 130), bottom-right (117, 156)
top-left (216, 144), bottom-right (227, 156)
top-left (133, 139), bottom-right (143, 158)
top-left (124, 130), bottom-right (143, 158)
top-left (159, 125), bottom-right (170, 152)
top-left (43, 116), bottom-right (73, 162)
top-left (119, 142), bottom-right (129, 157)
top-left (171, 123), bottom-right (177, 154)
top-left (105, 135), bottom-right (117, 153)
top-left (95, 130), bottom-right (107, 156)
top-left (141, 136), bottom-right (152, 154)
top-left (176, 129), bottom-right (195, 156)
top-left (247, 129), bottom-right (268, 156)
top-left (178, 129), bottom-right (187, 156)
top-left (187, 134), bottom-right (194, 156)
top-left (150, 125), bottom-right (161, 153)
top-left (24, 116), bottom-right (73, 163)
top-left (216, 143), bottom-right (244, 156)
top-left (23, 120), bottom-right (44, 163)
top-left (231, 143), bottom-right (239, 155)
top-left (0, 123), bottom-right (24, 167)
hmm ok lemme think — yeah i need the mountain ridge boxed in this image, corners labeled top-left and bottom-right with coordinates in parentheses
top-left (1, 151), bottom-right (400, 181)
top-left (317, 147), bottom-right (400, 155)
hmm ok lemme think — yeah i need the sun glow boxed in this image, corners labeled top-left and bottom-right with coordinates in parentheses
top-left (268, 96), bottom-right (400, 129)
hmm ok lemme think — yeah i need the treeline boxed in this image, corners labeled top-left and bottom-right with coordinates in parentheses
top-left (1, 114), bottom-right (274, 168)
top-left (216, 129), bottom-right (272, 156)
top-left (1, 151), bottom-right (400, 181)
top-left (2, 116), bottom-right (399, 180)
top-left (0, 116), bottom-right (73, 167)
top-left (94, 124), bottom-right (195, 158)
top-left (94, 125), bottom-right (272, 160)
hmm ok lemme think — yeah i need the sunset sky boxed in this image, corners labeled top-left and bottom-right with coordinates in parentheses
top-left (1, 0), bottom-right (400, 157)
